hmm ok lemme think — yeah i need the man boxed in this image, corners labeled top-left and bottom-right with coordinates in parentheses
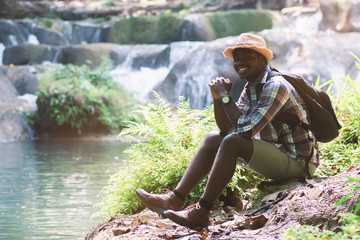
top-left (136, 33), bottom-right (319, 230)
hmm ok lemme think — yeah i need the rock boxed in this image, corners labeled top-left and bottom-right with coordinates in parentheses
top-left (266, 31), bottom-right (360, 84)
top-left (18, 19), bottom-right (69, 46)
top-left (216, 0), bottom-right (257, 10)
top-left (58, 43), bottom-right (118, 68)
top-left (3, 44), bottom-right (59, 65)
top-left (110, 44), bottom-right (170, 70)
top-left (0, 20), bottom-right (27, 47)
top-left (153, 36), bottom-right (242, 109)
top-left (0, 0), bottom-right (184, 20)
top-left (63, 22), bottom-right (111, 45)
top-left (0, 65), bottom-right (39, 95)
top-left (112, 227), bottom-right (130, 236)
top-left (319, 0), bottom-right (360, 32)
top-left (86, 165), bottom-right (360, 239)
top-left (0, 105), bottom-right (33, 142)
top-left (0, 65), bottom-right (36, 142)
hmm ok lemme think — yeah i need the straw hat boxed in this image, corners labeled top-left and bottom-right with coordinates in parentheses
top-left (223, 33), bottom-right (273, 62)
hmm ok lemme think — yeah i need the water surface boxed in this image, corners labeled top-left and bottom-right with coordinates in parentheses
top-left (0, 139), bottom-right (128, 240)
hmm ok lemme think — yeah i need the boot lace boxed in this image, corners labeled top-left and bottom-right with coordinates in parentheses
top-left (161, 188), bottom-right (171, 194)
top-left (184, 203), bottom-right (201, 212)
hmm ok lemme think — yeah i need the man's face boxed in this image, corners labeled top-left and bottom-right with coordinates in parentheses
top-left (232, 48), bottom-right (267, 83)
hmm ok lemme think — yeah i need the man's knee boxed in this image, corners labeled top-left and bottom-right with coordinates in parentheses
top-left (223, 133), bottom-right (251, 146)
top-left (222, 133), bottom-right (253, 161)
top-left (203, 131), bottom-right (223, 148)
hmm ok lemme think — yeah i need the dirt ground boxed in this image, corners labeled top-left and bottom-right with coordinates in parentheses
top-left (86, 165), bottom-right (360, 239)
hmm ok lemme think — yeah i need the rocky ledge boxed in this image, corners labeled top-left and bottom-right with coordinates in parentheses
top-left (86, 165), bottom-right (360, 240)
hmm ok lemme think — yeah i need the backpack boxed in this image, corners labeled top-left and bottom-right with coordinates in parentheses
top-left (268, 68), bottom-right (341, 143)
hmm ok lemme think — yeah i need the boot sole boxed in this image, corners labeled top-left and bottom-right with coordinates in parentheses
top-left (162, 211), bottom-right (209, 231)
top-left (136, 189), bottom-right (166, 215)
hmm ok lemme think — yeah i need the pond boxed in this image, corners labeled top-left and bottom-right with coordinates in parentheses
top-left (0, 139), bottom-right (129, 240)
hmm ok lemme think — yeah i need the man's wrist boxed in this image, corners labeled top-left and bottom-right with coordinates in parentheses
top-left (219, 95), bottom-right (232, 104)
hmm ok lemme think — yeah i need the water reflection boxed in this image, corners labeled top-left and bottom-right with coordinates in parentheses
top-left (0, 139), bottom-right (128, 240)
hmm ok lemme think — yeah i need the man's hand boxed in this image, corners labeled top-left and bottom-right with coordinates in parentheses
top-left (209, 77), bottom-right (232, 100)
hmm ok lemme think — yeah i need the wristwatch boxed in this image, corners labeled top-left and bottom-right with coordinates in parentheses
top-left (220, 95), bottom-right (232, 104)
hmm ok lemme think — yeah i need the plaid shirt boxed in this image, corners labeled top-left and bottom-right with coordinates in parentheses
top-left (236, 66), bottom-right (319, 165)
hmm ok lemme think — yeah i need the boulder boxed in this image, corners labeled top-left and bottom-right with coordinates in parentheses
top-left (153, 37), bottom-right (242, 109)
top-left (58, 43), bottom-right (118, 68)
top-left (1, 65), bottom-right (39, 95)
top-left (18, 20), bottom-right (69, 46)
top-left (0, 67), bottom-right (18, 102)
top-left (0, 105), bottom-right (33, 142)
top-left (319, 0), bottom-right (360, 32)
top-left (63, 22), bottom-right (111, 45)
top-left (0, 66), bottom-right (36, 142)
top-left (110, 44), bottom-right (170, 70)
top-left (3, 44), bottom-right (59, 65)
top-left (267, 31), bottom-right (360, 84)
top-left (85, 165), bottom-right (360, 239)
top-left (0, 20), bottom-right (28, 46)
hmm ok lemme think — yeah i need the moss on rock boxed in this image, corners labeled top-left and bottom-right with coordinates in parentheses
top-left (109, 9), bottom-right (274, 44)
top-left (203, 9), bottom-right (274, 40)
top-left (109, 14), bottom-right (183, 44)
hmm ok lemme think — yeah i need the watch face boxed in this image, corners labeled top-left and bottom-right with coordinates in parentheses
top-left (221, 96), bottom-right (230, 104)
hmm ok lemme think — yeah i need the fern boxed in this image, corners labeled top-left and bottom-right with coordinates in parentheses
top-left (96, 93), bottom-right (265, 219)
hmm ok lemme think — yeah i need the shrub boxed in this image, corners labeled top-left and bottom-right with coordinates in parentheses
top-left (315, 54), bottom-right (360, 177)
top-left (96, 93), bottom-right (265, 218)
top-left (32, 57), bottom-right (140, 135)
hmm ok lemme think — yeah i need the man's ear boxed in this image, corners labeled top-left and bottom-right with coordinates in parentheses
top-left (260, 55), bottom-right (267, 65)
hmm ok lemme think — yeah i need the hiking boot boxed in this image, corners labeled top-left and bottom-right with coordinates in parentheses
top-left (136, 188), bottom-right (185, 215)
top-left (162, 203), bottom-right (210, 230)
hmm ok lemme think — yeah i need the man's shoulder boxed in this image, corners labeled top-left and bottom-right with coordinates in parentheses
top-left (265, 75), bottom-right (292, 90)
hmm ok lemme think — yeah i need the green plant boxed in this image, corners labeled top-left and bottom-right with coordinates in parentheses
top-left (335, 177), bottom-right (360, 214)
top-left (314, 53), bottom-right (360, 177)
top-left (283, 53), bottom-right (360, 240)
top-left (33, 57), bottom-right (140, 135)
top-left (96, 93), bottom-right (265, 218)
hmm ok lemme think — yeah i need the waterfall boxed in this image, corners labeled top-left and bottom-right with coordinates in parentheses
top-left (110, 66), bottom-right (169, 99)
top-left (27, 35), bottom-right (39, 45)
top-left (0, 43), bottom-right (4, 65)
top-left (110, 41), bottom-right (204, 100)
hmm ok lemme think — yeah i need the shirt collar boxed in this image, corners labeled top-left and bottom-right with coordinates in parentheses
top-left (248, 65), bottom-right (270, 86)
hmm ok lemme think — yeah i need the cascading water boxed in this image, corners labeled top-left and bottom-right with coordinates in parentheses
top-left (0, 43), bottom-right (4, 65)
top-left (27, 34), bottom-right (40, 44)
top-left (110, 41), bottom-right (205, 100)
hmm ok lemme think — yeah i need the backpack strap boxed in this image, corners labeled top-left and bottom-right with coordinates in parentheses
top-left (267, 69), bottom-right (307, 129)
top-left (268, 68), bottom-right (313, 178)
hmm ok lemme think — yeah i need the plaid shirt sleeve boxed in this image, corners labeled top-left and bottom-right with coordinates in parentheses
top-left (235, 87), bottom-right (250, 116)
top-left (237, 79), bottom-right (290, 136)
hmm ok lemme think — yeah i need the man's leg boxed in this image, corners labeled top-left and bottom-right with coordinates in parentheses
top-left (136, 131), bottom-right (224, 214)
top-left (174, 131), bottom-right (225, 199)
top-left (201, 133), bottom-right (253, 205)
top-left (163, 133), bottom-right (253, 229)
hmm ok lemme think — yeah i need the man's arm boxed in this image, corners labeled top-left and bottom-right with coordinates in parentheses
top-left (213, 99), bottom-right (233, 134)
top-left (209, 77), bottom-right (242, 134)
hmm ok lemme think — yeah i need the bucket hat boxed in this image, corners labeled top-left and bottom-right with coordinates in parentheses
top-left (223, 33), bottom-right (273, 62)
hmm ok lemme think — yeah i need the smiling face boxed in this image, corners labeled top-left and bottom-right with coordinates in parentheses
top-left (232, 48), bottom-right (267, 84)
